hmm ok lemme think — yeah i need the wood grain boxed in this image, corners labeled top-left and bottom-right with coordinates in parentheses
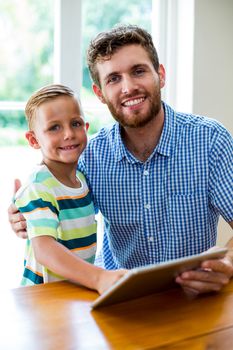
top-left (1, 281), bottom-right (233, 349)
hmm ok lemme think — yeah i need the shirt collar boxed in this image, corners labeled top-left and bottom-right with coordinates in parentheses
top-left (113, 101), bottom-right (177, 162)
top-left (114, 123), bottom-right (134, 162)
top-left (156, 101), bottom-right (176, 157)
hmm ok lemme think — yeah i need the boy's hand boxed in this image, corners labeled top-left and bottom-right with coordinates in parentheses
top-left (97, 269), bottom-right (128, 295)
top-left (8, 179), bottom-right (28, 239)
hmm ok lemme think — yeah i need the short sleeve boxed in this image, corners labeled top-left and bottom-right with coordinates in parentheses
top-left (14, 183), bottom-right (59, 239)
top-left (209, 128), bottom-right (233, 222)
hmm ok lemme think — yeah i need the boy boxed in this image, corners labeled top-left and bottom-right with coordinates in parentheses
top-left (14, 84), bottom-right (125, 294)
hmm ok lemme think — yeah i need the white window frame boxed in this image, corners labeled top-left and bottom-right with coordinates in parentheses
top-left (0, 0), bottom-right (195, 117)
top-left (152, 0), bottom-right (194, 113)
top-left (0, 0), bottom-right (83, 114)
top-left (54, 0), bottom-right (82, 93)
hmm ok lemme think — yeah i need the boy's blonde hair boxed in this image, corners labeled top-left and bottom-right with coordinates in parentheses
top-left (25, 84), bottom-right (81, 130)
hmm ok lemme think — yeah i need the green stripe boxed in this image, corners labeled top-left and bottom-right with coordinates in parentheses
top-left (32, 170), bottom-right (51, 183)
top-left (59, 203), bottom-right (94, 220)
top-left (16, 190), bottom-right (58, 210)
top-left (29, 226), bottom-right (57, 237)
top-left (21, 276), bottom-right (34, 286)
top-left (60, 223), bottom-right (97, 240)
top-left (77, 171), bottom-right (85, 182)
top-left (28, 218), bottom-right (58, 228)
top-left (85, 256), bottom-right (95, 264)
top-left (57, 232), bottom-right (96, 249)
top-left (42, 177), bottom-right (60, 188)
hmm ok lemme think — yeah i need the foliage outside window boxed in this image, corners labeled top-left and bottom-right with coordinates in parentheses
top-left (81, 0), bottom-right (152, 134)
top-left (0, 0), bottom-right (54, 145)
top-left (0, 0), bottom-right (152, 145)
top-left (0, 0), bottom-right (54, 101)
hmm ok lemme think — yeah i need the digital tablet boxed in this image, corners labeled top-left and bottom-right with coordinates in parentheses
top-left (91, 248), bottom-right (227, 309)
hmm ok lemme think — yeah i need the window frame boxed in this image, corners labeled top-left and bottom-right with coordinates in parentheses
top-left (0, 0), bottom-right (194, 120)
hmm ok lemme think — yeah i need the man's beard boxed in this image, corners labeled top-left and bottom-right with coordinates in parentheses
top-left (106, 86), bottom-right (162, 128)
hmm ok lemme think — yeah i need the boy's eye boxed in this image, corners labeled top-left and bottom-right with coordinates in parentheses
top-left (49, 124), bottom-right (60, 131)
top-left (72, 120), bottom-right (82, 127)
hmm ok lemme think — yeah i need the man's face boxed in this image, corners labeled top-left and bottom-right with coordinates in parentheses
top-left (93, 44), bottom-right (165, 128)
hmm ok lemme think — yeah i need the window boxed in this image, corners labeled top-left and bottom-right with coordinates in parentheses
top-left (0, 0), bottom-right (153, 137)
top-left (0, 0), bottom-right (153, 289)
top-left (0, 0), bottom-right (54, 144)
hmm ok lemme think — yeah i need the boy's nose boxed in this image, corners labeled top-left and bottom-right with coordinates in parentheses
top-left (63, 127), bottom-right (74, 139)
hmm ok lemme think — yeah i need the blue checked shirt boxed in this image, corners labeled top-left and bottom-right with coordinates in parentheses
top-left (78, 102), bottom-right (233, 269)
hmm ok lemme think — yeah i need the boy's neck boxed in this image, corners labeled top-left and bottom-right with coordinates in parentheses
top-left (43, 161), bottom-right (81, 188)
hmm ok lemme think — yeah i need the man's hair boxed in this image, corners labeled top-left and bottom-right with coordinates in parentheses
top-left (25, 84), bottom-right (76, 130)
top-left (87, 24), bottom-right (160, 88)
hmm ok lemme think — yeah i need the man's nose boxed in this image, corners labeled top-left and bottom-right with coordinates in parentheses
top-left (121, 76), bottom-right (135, 94)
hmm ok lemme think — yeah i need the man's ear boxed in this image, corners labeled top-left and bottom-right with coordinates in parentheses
top-left (25, 131), bottom-right (40, 149)
top-left (158, 64), bottom-right (166, 88)
top-left (92, 84), bottom-right (106, 104)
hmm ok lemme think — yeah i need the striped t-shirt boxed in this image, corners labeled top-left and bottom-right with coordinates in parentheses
top-left (14, 164), bottom-right (97, 286)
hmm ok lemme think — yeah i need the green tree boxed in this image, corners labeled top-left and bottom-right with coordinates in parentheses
top-left (0, 0), bottom-right (54, 101)
top-left (0, 0), bottom-right (152, 138)
top-left (82, 0), bottom-right (152, 91)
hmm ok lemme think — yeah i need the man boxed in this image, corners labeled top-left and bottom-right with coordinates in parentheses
top-left (9, 25), bottom-right (233, 296)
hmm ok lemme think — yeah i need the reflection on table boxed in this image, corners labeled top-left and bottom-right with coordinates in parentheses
top-left (1, 280), bottom-right (233, 349)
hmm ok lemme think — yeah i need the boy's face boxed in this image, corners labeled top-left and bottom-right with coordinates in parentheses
top-left (26, 96), bottom-right (88, 167)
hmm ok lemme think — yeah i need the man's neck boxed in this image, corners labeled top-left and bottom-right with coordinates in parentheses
top-left (121, 109), bottom-right (165, 162)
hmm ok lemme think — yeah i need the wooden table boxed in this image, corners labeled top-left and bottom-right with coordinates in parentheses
top-left (1, 281), bottom-right (233, 350)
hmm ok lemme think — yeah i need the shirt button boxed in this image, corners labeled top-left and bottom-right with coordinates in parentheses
top-left (145, 204), bottom-right (151, 209)
top-left (144, 170), bottom-right (149, 176)
top-left (149, 236), bottom-right (154, 242)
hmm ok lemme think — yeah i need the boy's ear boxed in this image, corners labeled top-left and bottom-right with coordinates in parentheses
top-left (92, 84), bottom-right (106, 104)
top-left (25, 131), bottom-right (40, 149)
top-left (85, 122), bottom-right (89, 132)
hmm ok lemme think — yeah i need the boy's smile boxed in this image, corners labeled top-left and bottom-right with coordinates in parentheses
top-left (26, 95), bottom-right (88, 175)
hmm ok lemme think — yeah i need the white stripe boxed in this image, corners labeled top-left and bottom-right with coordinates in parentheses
top-left (61, 214), bottom-right (96, 230)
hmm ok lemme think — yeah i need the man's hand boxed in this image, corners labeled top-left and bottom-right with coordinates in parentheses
top-left (175, 253), bottom-right (233, 297)
top-left (8, 179), bottom-right (28, 239)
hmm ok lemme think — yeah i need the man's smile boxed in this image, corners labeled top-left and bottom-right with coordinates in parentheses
top-left (121, 96), bottom-right (146, 107)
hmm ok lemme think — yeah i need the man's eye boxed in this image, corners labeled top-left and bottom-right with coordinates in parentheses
top-left (107, 75), bottom-right (120, 84)
top-left (134, 68), bottom-right (145, 76)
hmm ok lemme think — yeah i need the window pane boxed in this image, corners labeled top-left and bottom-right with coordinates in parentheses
top-left (81, 0), bottom-right (152, 133)
top-left (0, 0), bottom-right (54, 102)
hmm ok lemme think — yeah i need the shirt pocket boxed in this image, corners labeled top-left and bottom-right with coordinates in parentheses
top-left (166, 191), bottom-right (212, 258)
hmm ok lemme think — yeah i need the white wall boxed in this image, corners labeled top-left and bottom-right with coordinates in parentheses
top-left (153, 0), bottom-right (233, 245)
top-left (192, 0), bottom-right (233, 245)
top-left (193, 0), bottom-right (233, 135)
